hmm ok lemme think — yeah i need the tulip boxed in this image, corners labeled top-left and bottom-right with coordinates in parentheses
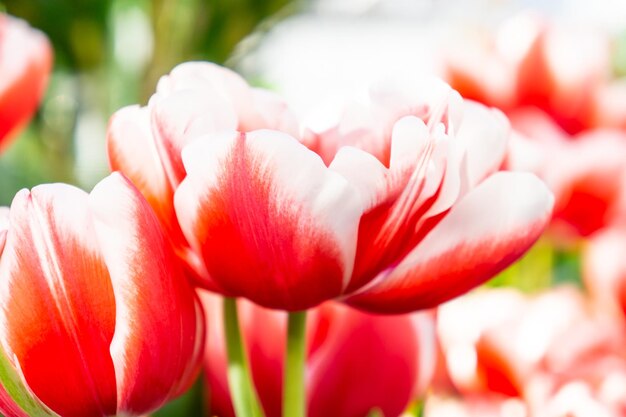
top-left (445, 13), bottom-right (617, 135)
top-left (201, 292), bottom-right (436, 417)
top-left (0, 14), bottom-right (52, 149)
top-left (0, 173), bottom-right (205, 417)
top-left (170, 68), bottom-right (553, 312)
top-left (107, 62), bottom-right (298, 289)
top-left (507, 123), bottom-right (626, 240)
top-left (436, 286), bottom-right (626, 415)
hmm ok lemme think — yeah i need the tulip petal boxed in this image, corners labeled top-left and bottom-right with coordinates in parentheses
top-left (107, 105), bottom-right (218, 290)
top-left (250, 88), bottom-right (299, 138)
top-left (150, 89), bottom-right (238, 186)
top-left (89, 173), bottom-right (203, 415)
top-left (175, 130), bottom-right (363, 310)
top-left (346, 172), bottom-right (553, 313)
top-left (155, 61), bottom-right (268, 132)
top-left (307, 303), bottom-right (422, 417)
top-left (107, 105), bottom-right (173, 224)
top-left (0, 185), bottom-right (117, 417)
top-left (456, 101), bottom-right (509, 188)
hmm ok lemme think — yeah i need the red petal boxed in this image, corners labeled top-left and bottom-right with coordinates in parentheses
top-left (346, 172), bottom-right (553, 313)
top-left (175, 131), bottom-right (362, 310)
top-left (107, 105), bottom-right (218, 290)
top-left (89, 173), bottom-right (204, 415)
top-left (307, 303), bottom-right (426, 417)
top-left (0, 185), bottom-right (117, 417)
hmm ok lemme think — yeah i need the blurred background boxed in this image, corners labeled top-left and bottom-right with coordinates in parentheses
top-left (2, 0), bottom-right (625, 204)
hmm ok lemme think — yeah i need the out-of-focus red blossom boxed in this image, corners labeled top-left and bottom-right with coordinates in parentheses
top-left (111, 62), bottom-right (556, 312)
top-left (0, 174), bottom-right (205, 417)
top-left (0, 13), bottom-right (52, 149)
top-left (506, 112), bottom-right (626, 239)
top-left (453, 14), bottom-right (626, 242)
top-left (200, 292), bottom-right (436, 417)
top-left (446, 13), bottom-right (623, 135)
top-left (107, 62), bottom-right (298, 290)
top-left (432, 287), bottom-right (626, 417)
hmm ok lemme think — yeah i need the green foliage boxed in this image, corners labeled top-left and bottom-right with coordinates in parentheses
top-left (486, 238), bottom-right (583, 293)
top-left (0, 0), bottom-right (301, 202)
top-left (153, 376), bottom-right (206, 417)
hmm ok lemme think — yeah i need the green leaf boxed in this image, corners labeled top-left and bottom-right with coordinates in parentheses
top-left (153, 373), bottom-right (206, 417)
top-left (0, 347), bottom-right (58, 417)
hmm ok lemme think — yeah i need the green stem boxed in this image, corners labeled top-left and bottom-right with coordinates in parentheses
top-left (283, 311), bottom-right (307, 417)
top-left (223, 298), bottom-right (264, 417)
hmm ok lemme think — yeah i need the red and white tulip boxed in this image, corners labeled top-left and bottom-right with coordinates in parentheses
top-left (0, 174), bottom-right (205, 417)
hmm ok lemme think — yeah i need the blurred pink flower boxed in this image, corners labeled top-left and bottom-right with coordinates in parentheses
top-left (446, 13), bottom-right (622, 136)
top-left (435, 287), bottom-right (626, 416)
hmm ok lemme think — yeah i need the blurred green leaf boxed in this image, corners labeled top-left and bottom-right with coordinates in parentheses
top-left (153, 375), bottom-right (206, 417)
top-left (485, 238), bottom-right (554, 293)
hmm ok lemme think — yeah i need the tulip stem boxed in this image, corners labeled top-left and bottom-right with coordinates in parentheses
top-left (223, 298), bottom-right (264, 417)
top-left (284, 310), bottom-right (308, 417)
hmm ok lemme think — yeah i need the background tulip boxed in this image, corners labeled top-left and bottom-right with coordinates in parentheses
top-left (445, 13), bottom-right (619, 136)
top-left (0, 173), bottom-right (205, 417)
top-left (201, 292), bottom-right (436, 417)
top-left (0, 13), bottom-right (52, 150)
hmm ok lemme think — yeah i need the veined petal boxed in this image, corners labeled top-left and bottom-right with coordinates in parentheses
top-left (340, 116), bottom-right (451, 293)
top-left (346, 172), bottom-right (553, 313)
top-left (0, 185), bottom-right (117, 417)
top-left (175, 130), bottom-right (363, 310)
top-left (89, 173), bottom-right (203, 415)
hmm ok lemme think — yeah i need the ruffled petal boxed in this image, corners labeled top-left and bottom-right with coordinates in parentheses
top-left (175, 130), bottom-right (363, 310)
top-left (346, 172), bottom-right (553, 313)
